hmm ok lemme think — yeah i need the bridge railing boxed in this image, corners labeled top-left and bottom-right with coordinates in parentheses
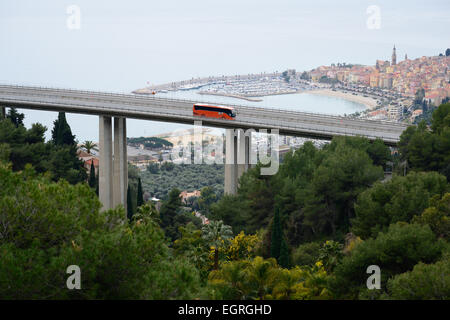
top-left (0, 86), bottom-right (405, 135)
top-left (0, 93), bottom-right (400, 143)
top-left (0, 83), bottom-right (408, 127)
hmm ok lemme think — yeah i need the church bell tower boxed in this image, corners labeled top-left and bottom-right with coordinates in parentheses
top-left (392, 45), bottom-right (397, 66)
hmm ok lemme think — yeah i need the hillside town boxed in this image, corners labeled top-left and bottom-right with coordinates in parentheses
top-left (310, 47), bottom-right (450, 103)
top-left (307, 47), bottom-right (450, 122)
top-left (136, 47), bottom-right (450, 124)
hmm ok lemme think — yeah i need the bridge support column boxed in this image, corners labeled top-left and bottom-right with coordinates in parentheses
top-left (113, 117), bottom-right (128, 211)
top-left (224, 129), bottom-right (237, 195)
top-left (99, 116), bottom-right (113, 210)
top-left (99, 116), bottom-right (128, 211)
top-left (225, 129), bottom-right (251, 195)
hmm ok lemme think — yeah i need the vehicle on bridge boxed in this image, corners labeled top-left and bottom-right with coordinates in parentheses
top-left (193, 103), bottom-right (236, 120)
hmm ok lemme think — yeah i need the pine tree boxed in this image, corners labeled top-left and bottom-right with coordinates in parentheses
top-left (6, 108), bottom-right (24, 127)
top-left (137, 177), bottom-right (144, 208)
top-left (88, 161), bottom-right (96, 188)
top-left (127, 185), bottom-right (134, 221)
top-left (159, 188), bottom-right (182, 241)
top-left (52, 112), bottom-right (75, 146)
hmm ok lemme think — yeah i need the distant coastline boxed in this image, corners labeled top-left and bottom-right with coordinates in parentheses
top-left (197, 91), bottom-right (263, 102)
top-left (304, 89), bottom-right (378, 110)
top-left (198, 88), bottom-right (378, 110)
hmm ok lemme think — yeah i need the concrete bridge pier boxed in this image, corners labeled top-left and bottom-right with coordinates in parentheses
top-left (113, 117), bottom-right (128, 211)
top-left (99, 116), bottom-right (128, 211)
top-left (224, 129), bottom-right (237, 195)
top-left (224, 129), bottom-right (252, 195)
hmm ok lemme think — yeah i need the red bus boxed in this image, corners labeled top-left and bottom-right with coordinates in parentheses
top-left (193, 104), bottom-right (236, 120)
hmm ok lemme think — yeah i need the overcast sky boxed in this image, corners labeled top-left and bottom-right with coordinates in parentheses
top-left (0, 1), bottom-right (449, 141)
top-left (1, 0), bottom-right (449, 91)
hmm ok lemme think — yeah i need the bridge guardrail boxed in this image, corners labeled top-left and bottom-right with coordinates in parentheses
top-left (0, 95), bottom-right (400, 143)
top-left (0, 88), bottom-right (403, 135)
top-left (0, 85), bottom-right (407, 135)
top-left (0, 84), bottom-right (409, 127)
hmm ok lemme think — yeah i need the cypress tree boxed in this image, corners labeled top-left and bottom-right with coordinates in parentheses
top-left (137, 177), bottom-right (144, 208)
top-left (95, 174), bottom-right (99, 196)
top-left (270, 206), bottom-right (282, 260)
top-left (52, 112), bottom-right (75, 146)
top-left (88, 161), bottom-right (96, 188)
top-left (127, 185), bottom-right (134, 221)
top-left (271, 206), bottom-right (289, 267)
top-left (279, 237), bottom-right (289, 268)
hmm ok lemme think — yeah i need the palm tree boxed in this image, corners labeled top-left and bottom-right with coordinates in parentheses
top-left (202, 220), bottom-right (233, 270)
top-left (245, 257), bottom-right (278, 300)
top-left (209, 260), bottom-right (249, 299)
top-left (80, 140), bottom-right (98, 154)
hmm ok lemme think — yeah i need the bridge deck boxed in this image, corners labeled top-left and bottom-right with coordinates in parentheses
top-left (0, 85), bottom-right (409, 146)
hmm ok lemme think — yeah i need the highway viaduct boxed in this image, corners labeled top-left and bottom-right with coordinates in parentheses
top-left (0, 85), bottom-right (410, 211)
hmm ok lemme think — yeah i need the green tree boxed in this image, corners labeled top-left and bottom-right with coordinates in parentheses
top-left (161, 161), bottom-right (175, 171)
top-left (0, 163), bottom-right (203, 299)
top-left (159, 188), bottom-right (183, 241)
top-left (88, 160), bottom-right (96, 189)
top-left (303, 141), bottom-right (383, 237)
top-left (279, 237), bottom-right (289, 268)
top-left (147, 162), bottom-right (160, 174)
top-left (51, 112), bottom-right (75, 146)
top-left (211, 194), bottom-right (248, 234)
top-left (174, 222), bottom-right (210, 281)
top-left (137, 177), bottom-right (144, 208)
top-left (412, 193), bottom-right (450, 239)
top-left (386, 255), bottom-right (450, 299)
top-left (48, 145), bottom-right (87, 184)
top-left (352, 171), bottom-right (448, 239)
top-left (399, 103), bottom-right (450, 180)
top-left (6, 108), bottom-right (24, 127)
top-left (330, 222), bottom-right (445, 298)
top-left (127, 185), bottom-right (134, 221)
top-left (270, 206), bottom-right (289, 267)
top-left (243, 257), bottom-right (279, 300)
top-left (202, 220), bottom-right (233, 270)
top-left (291, 242), bottom-right (321, 267)
top-left (318, 240), bottom-right (343, 273)
top-left (0, 143), bottom-right (10, 163)
top-left (367, 138), bottom-right (391, 168)
top-left (198, 186), bottom-right (217, 214)
top-left (80, 140), bottom-right (98, 154)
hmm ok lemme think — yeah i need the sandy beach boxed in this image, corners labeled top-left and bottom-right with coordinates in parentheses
top-left (304, 89), bottom-right (379, 110)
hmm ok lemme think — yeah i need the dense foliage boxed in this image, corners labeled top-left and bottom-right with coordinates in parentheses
top-left (399, 102), bottom-right (450, 180)
top-left (127, 136), bottom-right (173, 149)
top-left (0, 164), bottom-right (202, 299)
top-left (0, 109), bottom-right (87, 184)
top-left (141, 163), bottom-right (224, 200)
top-left (2, 102), bottom-right (450, 300)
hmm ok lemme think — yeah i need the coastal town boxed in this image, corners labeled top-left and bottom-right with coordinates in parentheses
top-left (135, 47), bottom-right (450, 124)
top-left (76, 47), bottom-right (450, 204)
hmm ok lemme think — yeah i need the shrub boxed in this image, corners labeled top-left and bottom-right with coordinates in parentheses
top-left (292, 242), bottom-right (321, 267)
top-left (329, 222), bottom-right (444, 299)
